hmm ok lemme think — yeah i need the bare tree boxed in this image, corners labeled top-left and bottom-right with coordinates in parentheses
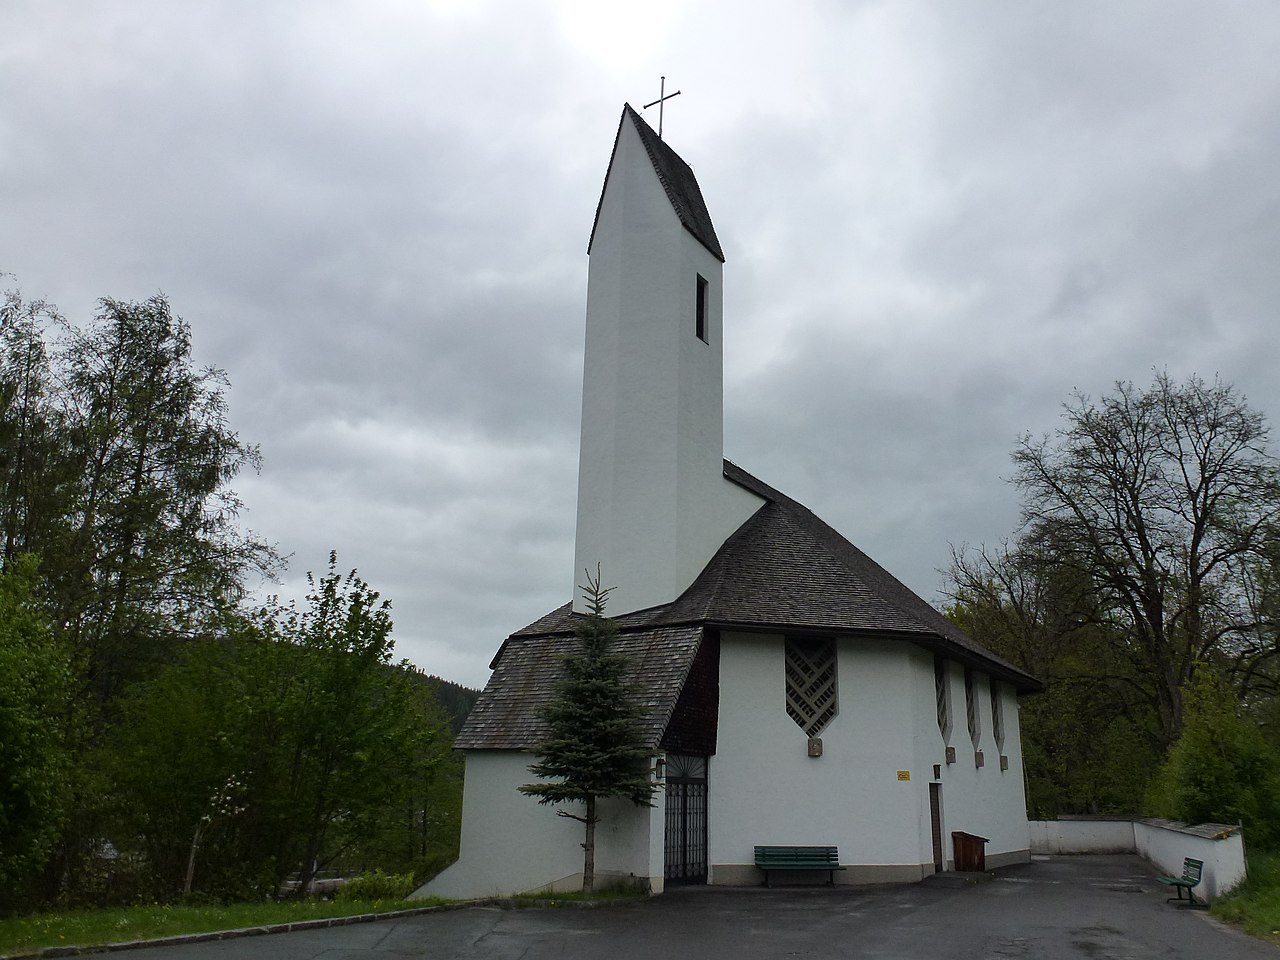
top-left (959, 372), bottom-right (1280, 746)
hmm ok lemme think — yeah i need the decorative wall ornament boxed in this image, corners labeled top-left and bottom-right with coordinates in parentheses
top-left (785, 637), bottom-right (839, 737)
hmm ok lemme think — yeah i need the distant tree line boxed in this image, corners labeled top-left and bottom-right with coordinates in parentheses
top-left (947, 372), bottom-right (1280, 842)
top-left (0, 286), bottom-right (473, 915)
top-left (417, 675), bottom-right (481, 736)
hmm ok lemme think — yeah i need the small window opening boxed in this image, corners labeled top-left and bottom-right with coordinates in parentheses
top-left (695, 274), bottom-right (708, 343)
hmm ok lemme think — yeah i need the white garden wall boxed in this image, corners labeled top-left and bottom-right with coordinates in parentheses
top-left (1029, 818), bottom-right (1137, 854)
top-left (1029, 817), bottom-right (1246, 900)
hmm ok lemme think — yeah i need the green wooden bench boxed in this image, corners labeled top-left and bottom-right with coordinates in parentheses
top-left (753, 845), bottom-right (847, 887)
top-left (1157, 857), bottom-right (1204, 907)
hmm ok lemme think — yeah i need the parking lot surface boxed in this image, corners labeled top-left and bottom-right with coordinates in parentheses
top-left (126, 855), bottom-right (1275, 960)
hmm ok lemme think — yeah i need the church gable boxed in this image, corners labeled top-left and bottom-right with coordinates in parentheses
top-left (587, 104), bottom-right (724, 263)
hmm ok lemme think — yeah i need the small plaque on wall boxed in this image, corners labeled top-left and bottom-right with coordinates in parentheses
top-left (807, 737), bottom-right (823, 757)
top-left (897, 770), bottom-right (911, 781)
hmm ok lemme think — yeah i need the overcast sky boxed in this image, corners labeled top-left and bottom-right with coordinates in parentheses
top-left (4, 1), bottom-right (1279, 689)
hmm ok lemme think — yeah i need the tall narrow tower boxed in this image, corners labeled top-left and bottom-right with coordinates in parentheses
top-left (572, 105), bottom-right (761, 615)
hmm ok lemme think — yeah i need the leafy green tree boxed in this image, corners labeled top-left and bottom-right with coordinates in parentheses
top-left (520, 570), bottom-right (656, 893)
top-left (0, 291), bottom-right (69, 570)
top-left (0, 286), bottom-right (277, 904)
top-left (105, 556), bottom-right (456, 900)
top-left (54, 295), bottom-right (275, 704)
top-left (1146, 668), bottom-right (1280, 845)
top-left (0, 556), bottom-right (77, 914)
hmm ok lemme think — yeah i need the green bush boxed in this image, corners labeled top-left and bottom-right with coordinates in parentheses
top-left (335, 869), bottom-right (416, 902)
top-left (1146, 668), bottom-right (1280, 847)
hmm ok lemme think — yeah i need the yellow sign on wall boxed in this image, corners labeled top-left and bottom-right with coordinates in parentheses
top-left (897, 770), bottom-right (911, 781)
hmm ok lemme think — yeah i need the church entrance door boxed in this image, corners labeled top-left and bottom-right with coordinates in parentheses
top-left (929, 782), bottom-right (944, 872)
top-left (664, 754), bottom-right (708, 884)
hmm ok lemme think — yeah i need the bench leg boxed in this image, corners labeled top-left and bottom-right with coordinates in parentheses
top-left (1166, 886), bottom-right (1200, 907)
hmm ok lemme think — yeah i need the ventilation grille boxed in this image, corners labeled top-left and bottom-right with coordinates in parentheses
top-left (785, 638), bottom-right (838, 737)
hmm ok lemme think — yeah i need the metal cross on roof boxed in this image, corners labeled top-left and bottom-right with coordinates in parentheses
top-left (643, 75), bottom-right (682, 140)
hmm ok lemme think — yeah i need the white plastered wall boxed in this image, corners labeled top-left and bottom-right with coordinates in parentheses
top-left (926, 658), bottom-right (1031, 869)
top-left (709, 633), bottom-right (1031, 884)
top-left (572, 116), bottom-right (761, 615)
top-left (418, 751), bottom-right (663, 899)
top-left (710, 632), bottom-right (929, 882)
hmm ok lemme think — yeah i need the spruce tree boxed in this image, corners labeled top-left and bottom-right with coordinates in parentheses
top-left (519, 568), bottom-right (655, 893)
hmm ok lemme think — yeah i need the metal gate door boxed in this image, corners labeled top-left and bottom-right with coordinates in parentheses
top-left (664, 754), bottom-right (707, 884)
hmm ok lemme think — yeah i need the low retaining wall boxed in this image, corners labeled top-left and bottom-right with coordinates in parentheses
top-left (1029, 817), bottom-right (1246, 900)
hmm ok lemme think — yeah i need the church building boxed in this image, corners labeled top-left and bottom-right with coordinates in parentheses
top-left (422, 104), bottom-right (1040, 898)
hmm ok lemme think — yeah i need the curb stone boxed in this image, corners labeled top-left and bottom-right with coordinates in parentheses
top-left (1, 895), bottom-right (646, 959)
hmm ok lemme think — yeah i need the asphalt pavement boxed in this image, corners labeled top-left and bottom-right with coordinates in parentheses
top-left (114, 854), bottom-right (1277, 960)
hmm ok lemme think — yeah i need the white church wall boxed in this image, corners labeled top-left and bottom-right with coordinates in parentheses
top-left (709, 631), bottom-right (932, 885)
top-left (418, 751), bottom-right (658, 899)
top-left (926, 661), bottom-right (1031, 870)
top-left (573, 116), bottom-right (761, 616)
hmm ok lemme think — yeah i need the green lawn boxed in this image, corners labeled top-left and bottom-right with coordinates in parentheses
top-left (0, 898), bottom-right (442, 957)
top-left (1212, 849), bottom-right (1280, 941)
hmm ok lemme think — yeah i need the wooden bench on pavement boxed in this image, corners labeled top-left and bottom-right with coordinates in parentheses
top-left (1158, 857), bottom-right (1204, 907)
top-left (753, 845), bottom-right (846, 887)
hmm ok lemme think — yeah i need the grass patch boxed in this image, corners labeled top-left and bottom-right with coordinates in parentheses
top-left (1212, 849), bottom-right (1280, 940)
top-left (0, 897), bottom-right (445, 957)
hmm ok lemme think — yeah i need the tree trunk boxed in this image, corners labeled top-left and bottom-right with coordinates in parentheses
top-left (184, 822), bottom-right (202, 896)
top-left (582, 796), bottom-right (596, 894)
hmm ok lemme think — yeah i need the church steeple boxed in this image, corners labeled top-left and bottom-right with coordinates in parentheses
top-left (572, 105), bottom-right (761, 615)
top-left (587, 104), bottom-right (724, 263)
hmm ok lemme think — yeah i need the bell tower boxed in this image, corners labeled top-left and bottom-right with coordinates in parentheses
top-left (571, 105), bottom-right (761, 614)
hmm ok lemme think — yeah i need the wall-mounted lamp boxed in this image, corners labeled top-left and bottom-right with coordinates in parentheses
top-left (653, 757), bottom-right (667, 782)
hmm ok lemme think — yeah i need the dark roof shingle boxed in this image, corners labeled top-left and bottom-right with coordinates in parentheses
top-left (455, 624), bottom-right (704, 751)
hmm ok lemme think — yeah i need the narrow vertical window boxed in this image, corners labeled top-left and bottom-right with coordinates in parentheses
top-left (934, 656), bottom-right (951, 740)
top-left (695, 274), bottom-right (708, 343)
top-left (990, 682), bottom-right (1005, 753)
top-left (964, 667), bottom-right (981, 746)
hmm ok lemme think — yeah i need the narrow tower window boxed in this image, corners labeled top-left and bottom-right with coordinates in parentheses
top-left (695, 274), bottom-right (708, 343)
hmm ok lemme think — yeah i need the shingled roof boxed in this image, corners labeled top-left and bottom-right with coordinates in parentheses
top-left (587, 103), bottom-right (725, 263)
top-left (455, 461), bottom-right (1040, 752)
top-left (454, 624), bottom-right (703, 751)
